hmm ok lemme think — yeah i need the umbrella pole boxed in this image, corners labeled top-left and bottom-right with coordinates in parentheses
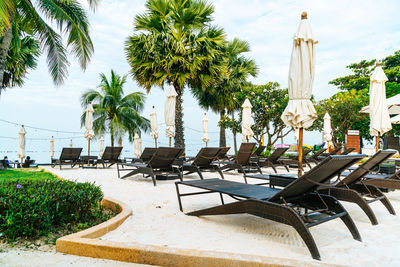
top-left (376, 135), bottom-right (379, 152)
top-left (206, 142), bottom-right (208, 147)
top-left (155, 138), bottom-right (157, 148)
top-left (169, 137), bottom-right (172, 147)
top-left (298, 128), bottom-right (303, 177)
top-left (88, 139), bottom-right (91, 156)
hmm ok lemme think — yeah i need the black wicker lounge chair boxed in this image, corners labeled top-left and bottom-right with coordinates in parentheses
top-left (96, 146), bottom-right (123, 168)
top-left (342, 147), bottom-right (355, 155)
top-left (277, 148), bottom-right (313, 169)
top-left (216, 147), bottom-right (231, 160)
top-left (117, 147), bottom-right (183, 186)
top-left (51, 147), bottom-right (83, 169)
top-left (175, 155), bottom-right (363, 261)
top-left (252, 151), bottom-right (397, 225)
top-left (129, 147), bottom-right (157, 163)
top-left (178, 147), bottom-right (224, 179)
top-left (214, 143), bottom-right (260, 174)
top-left (305, 148), bottom-right (327, 165)
top-left (318, 145), bottom-right (343, 160)
top-left (257, 147), bottom-right (290, 173)
top-left (363, 169), bottom-right (400, 190)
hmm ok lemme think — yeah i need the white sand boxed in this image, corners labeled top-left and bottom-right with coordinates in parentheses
top-left (0, 248), bottom-right (154, 267)
top-left (41, 165), bottom-right (400, 266)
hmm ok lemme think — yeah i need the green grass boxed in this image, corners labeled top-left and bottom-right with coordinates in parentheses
top-left (0, 169), bottom-right (58, 182)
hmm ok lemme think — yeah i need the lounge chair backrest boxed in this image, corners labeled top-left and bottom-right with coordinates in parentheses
top-left (0, 160), bottom-right (6, 169)
top-left (102, 146), bottom-right (123, 161)
top-left (148, 147), bottom-right (183, 168)
top-left (386, 136), bottom-right (400, 152)
top-left (268, 147), bottom-right (289, 163)
top-left (337, 150), bottom-right (396, 186)
top-left (217, 147), bottom-right (230, 159)
top-left (59, 148), bottom-right (83, 160)
top-left (342, 147), bottom-right (355, 155)
top-left (303, 149), bottom-right (313, 157)
top-left (310, 148), bottom-right (327, 159)
top-left (192, 147), bottom-right (221, 166)
top-left (252, 145), bottom-right (266, 156)
top-left (329, 145), bottom-right (342, 156)
top-left (22, 159), bottom-right (35, 168)
top-left (140, 147), bottom-right (157, 162)
top-left (235, 143), bottom-right (256, 165)
top-left (269, 155), bottom-right (364, 201)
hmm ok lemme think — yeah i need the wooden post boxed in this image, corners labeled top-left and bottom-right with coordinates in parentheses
top-left (169, 137), bottom-right (172, 147)
top-left (88, 139), bottom-right (91, 156)
top-left (298, 128), bottom-right (303, 177)
top-left (376, 135), bottom-right (379, 152)
top-left (155, 138), bottom-right (157, 148)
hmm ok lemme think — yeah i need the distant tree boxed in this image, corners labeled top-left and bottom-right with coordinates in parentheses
top-left (80, 70), bottom-right (150, 147)
top-left (220, 82), bottom-right (290, 149)
top-left (0, 0), bottom-right (99, 91)
top-left (125, 0), bottom-right (227, 149)
top-left (312, 89), bottom-right (370, 146)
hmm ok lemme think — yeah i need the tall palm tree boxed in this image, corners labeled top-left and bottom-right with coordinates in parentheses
top-left (125, 0), bottom-right (227, 149)
top-left (81, 70), bottom-right (150, 147)
top-left (192, 38), bottom-right (258, 149)
top-left (0, 0), bottom-right (99, 91)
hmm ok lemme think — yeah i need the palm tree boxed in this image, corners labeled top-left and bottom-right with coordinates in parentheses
top-left (81, 70), bottom-right (150, 147)
top-left (125, 0), bottom-right (227, 149)
top-left (0, 0), bottom-right (99, 91)
top-left (192, 38), bottom-right (258, 150)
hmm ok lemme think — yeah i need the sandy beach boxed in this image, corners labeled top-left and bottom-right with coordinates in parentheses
top-left (32, 164), bottom-right (400, 266)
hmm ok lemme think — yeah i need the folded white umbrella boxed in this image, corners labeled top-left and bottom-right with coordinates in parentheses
top-left (241, 98), bottom-right (254, 142)
top-left (84, 103), bottom-right (95, 155)
top-left (50, 136), bottom-right (54, 158)
top-left (201, 113), bottom-right (210, 146)
top-left (17, 125), bottom-right (26, 163)
top-left (294, 128), bottom-right (299, 142)
top-left (165, 84), bottom-right (177, 146)
top-left (368, 65), bottom-right (392, 137)
top-left (150, 106), bottom-right (158, 147)
top-left (281, 12), bottom-right (317, 176)
top-left (391, 114), bottom-right (400, 124)
top-left (99, 136), bottom-right (104, 157)
top-left (134, 133), bottom-right (142, 158)
top-left (323, 112), bottom-right (332, 143)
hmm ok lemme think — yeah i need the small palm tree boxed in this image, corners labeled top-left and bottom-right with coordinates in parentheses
top-left (81, 70), bottom-right (150, 147)
top-left (192, 38), bottom-right (258, 149)
top-left (0, 0), bottom-right (98, 90)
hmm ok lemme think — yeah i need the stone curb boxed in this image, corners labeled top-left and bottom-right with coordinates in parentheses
top-left (55, 196), bottom-right (344, 267)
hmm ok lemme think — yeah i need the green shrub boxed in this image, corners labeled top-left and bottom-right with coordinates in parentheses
top-left (0, 179), bottom-right (104, 240)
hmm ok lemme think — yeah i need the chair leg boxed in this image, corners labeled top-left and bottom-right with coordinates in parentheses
top-left (214, 165), bottom-right (225, 179)
top-left (319, 187), bottom-right (379, 225)
top-left (350, 183), bottom-right (396, 215)
top-left (187, 199), bottom-right (321, 261)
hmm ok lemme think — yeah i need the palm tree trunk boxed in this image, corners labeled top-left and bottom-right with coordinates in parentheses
top-left (175, 88), bottom-right (185, 149)
top-left (111, 131), bottom-right (114, 147)
top-left (0, 25), bottom-right (13, 88)
top-left (231, 112), bottom-right (237, 154)
top-left (219, 109), bottom-right (226, 147)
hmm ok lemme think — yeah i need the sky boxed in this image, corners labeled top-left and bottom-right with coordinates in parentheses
top-left (1, 0), bottom-right (400, 161)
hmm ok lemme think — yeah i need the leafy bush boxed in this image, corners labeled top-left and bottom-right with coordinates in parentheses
top-left (0, 179), bottom-right (104, 240)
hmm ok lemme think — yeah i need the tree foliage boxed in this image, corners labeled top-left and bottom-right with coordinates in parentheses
top-left (80, 70), bottom-right (150, 147)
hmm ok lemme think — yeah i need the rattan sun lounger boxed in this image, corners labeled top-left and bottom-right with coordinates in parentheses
top-left (318, 145), bottom-right (343, 160)
top-left (129, 147), bottom-right (157, 163)
top-left (117, 147), bottom-right (183, 186)
top-left (175, 155), bottom-right (363, 260)
top-left (214, 143), bottom-right (260, 174)
top-left (179, 147), bottom-right (224, 179)
top-left (96, 146), bottom-right (123, 168)
top-left (277, 148), bottom-right (313, 169)
top-left (305, 148), bottom-right (327, 164)
top-left (51, 147), bottom-right (83, 169)
top-left (216, 147), bottom-right (231, 160)
top-left (257, 147), bottom-right (290, 173)
top-left (342, 147), bottom-right (355, 155)
top-left (363, 170), bottom-right (400, 190)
